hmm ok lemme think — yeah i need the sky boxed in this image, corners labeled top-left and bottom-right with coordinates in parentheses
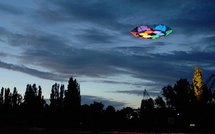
top-left (0, 0), bottom-right (215, 109)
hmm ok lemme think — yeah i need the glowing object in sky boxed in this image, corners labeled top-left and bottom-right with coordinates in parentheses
top-left (130, 24), bottom-right (173, 39)
top-left (192, 67), bottom-right (203, 100)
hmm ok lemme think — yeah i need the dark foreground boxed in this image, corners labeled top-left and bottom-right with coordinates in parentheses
top-left (0, 127), bottom-right (207, 134)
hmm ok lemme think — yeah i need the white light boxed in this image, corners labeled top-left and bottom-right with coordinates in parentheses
top-left (190, 123), bottom-right (195, 127)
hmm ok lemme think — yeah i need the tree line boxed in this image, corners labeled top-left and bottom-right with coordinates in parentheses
top-left (0, 77), bottom-right (215, 132)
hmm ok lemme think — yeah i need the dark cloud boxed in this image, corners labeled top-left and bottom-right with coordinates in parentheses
top-left (1, 26), bottom-right (214, 89)
top-left (101, 80), bottom-right (159, 87)
top-left (115, 89), bottom-right (160, 97)
top-left (76, 28), bottom-right (119, 44)
top-left (115, 46), bottom-right (153, 55)
top-left (32, 0), bottom-right (215, 48)
top-left (115, 42), bottom-right (170, 55)
top-left (12, 0), bottom-right (215, 37)
top-left (0, 52), bottom-right (7, 57)
top-left (36, 1), bottom-right (116, 24)
top-left (166, 1), bottom-right (215, 35)
top-left (0, 27), bottom-right (124, 77)
top-left (2, 27), bottom-right (214, 88)
top-left (0, 27), bottom-right (68, 50)
top-left (22, 48), bottom-right (129, 77)
top-left (34, 0), bottom-right (133, 35)
top-left (81, 95), bottom-right (126, 109)
top-left (0, 3), bottom-right (23, 15)
top-left (0, 60), bottom-right (67, 81)
top-left (198, 36), bottom-right (215, 52)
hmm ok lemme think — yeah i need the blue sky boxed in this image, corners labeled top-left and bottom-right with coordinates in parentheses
top-left (0, 0), bottom-right (215, 109)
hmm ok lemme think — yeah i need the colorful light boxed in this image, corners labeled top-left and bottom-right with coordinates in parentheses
top-left (130, 24), bottom-right (173, 39)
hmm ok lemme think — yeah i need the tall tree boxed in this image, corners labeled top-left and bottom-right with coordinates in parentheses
top-left (193, 67), bottom-right (203, 100)
top-left (59, 84), bottom-right (64, 107)
top-left (162, 85), bottom-right (175, 108)
top-left (12, 87), bottom-right (22, 108)
top-left (64, 77), bottom-right (81, 112)
top-left (4, 88), bottom-right (12, 109)
top-left (0, 87), bottom-right (4, 106)
top-left (173, 79), bottom-right (194, 111)
top-left (24, 84), bottom-right (45, 111)
top-left (50, 83), bottom-right (60, 108)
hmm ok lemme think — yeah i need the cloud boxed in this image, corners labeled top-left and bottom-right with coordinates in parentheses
top-left (0, 27), bottom-right (68, 50)
top-left (36, 1), bottom-right (117, 24)
top-left (1, 26), bottom-right (214, 88)
top-left (76, 28), bottom-right (120, 44)
top-left (2, 26), bottom-right (214, 87)
top-left (0, 2), bottom-right (24, 15)
top-left (34, 0), bottom-right (133, 35)
top-left (165, 1), bottom-right (215, 35)
top-left (81, 95), bottom-right (126, 109)
top-left (0, 60), bottom-right (67, 81)
top-left (0, 52), bottom-right (7, 57)
top-left (198, 36), bottom-right (215, 52)
top-left (101, 80), bottom-right (159, 87)
top-left (115, 89), bottom-right (161, 97)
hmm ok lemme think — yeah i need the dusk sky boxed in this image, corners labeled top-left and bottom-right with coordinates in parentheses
top-left (0, 0), bottom-right (215, 109)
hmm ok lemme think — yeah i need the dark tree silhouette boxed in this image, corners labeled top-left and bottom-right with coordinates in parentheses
top-left (12, 87), bottom-right (22, 109)
top-left (50, 83), bottom-right (60, 108)
top-left (0, 87), bottom-right (3, 106)
top-left (59, 84), bottom-right (65, 107)
top-left (154, 96), bottom-right (166, 109)
top-left (162, 85), bottom-right (175, 108)
top-left (0, 75), bottom-right (215, 132)
top-left (105, 105), bottom-right (115, 113)
top-left (4, 88), bottom-right (12, 110)
top-left (174, 79), bottom-right (195, 111)
top-left (90, 101), bottom-right (104, 128)
top-left (64, 77), bottom-right (81, 112)
top-left (62, 77), bottom-right (81, 127)
top-left (24, 84), bottom-right (45, 111)
top-left (140, 98), bottom-right (154, 110)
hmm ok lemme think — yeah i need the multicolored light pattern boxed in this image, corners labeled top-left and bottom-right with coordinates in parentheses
top-left (130, 24), bottom-right (173, 39)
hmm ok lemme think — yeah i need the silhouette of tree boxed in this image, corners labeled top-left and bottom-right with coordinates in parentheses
top-left (24, 84), bottom-right (35, 106)
top-left (2, 74), bottom-right (215, 131)
top-left (140, 98), bottom-right (154, 110)
top-left (80, 104), bottom-right (91, 126)
top-left (90, 101), bottom-right (104, 113)
top-left (64, 77), bottom-right (80, 112)
top-left (89, 101), bottom-right (104, 129)
top-left (155, 96), bottom-right (166, 109)
top-left (0, 87), bottom-right (4, 106)
top-left (4, 88), bottom-right (12, 110)
top-left (62, 77), bottom-right (81, 127)
top-left (162, 85), bottom-right (175, 108)
top-left (38, 86), bottom-right (42, 100)
top-left (161, 79), bottom-right (208, 129)
top-left (59, 84), bottom-right (64, 107)
top-left (24, 84), bottom-right (45, 111)
top-left (162, 79), bottom-right (196, 110)
top-left (105, 105), bottom-right (115, 113)
top-left (103, 105), bottom-right (116, 130)
top-left (12, 87), bottom-right (22, 109)
top-left (50, 83), bottom-right (60, 108)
